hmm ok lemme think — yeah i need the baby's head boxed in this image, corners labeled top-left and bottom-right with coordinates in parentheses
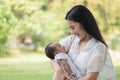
top-left (45, 42), bottom-right (66, 59)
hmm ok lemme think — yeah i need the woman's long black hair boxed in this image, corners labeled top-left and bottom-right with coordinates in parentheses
top-left (65, 5), bottom-right (107, 47)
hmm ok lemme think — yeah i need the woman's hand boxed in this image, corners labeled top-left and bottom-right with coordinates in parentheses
top-left (51, 60), bottom-right (73, 80)
top-left (51, 60), bottom-right (72, 80)
top-left (55, 69), bottom-right (66, 80)
top-left (54, 67), bottom-right (73, 80)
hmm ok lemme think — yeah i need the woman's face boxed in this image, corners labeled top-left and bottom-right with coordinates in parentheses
top-left (67, 20), bottom-right (87, 40)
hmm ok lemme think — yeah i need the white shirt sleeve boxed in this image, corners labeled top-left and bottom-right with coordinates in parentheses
top-left (55, 53), bottom-right (68, 60)
top-left (87, 43), bottom-right (107, 72)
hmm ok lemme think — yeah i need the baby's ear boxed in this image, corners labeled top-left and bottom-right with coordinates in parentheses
top-left (54, 50), bottom-right (58, 54)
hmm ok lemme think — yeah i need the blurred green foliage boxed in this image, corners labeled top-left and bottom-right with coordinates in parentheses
top-left (0, 0), bottom-right (120, 56)
top-left (0, 0), bottom-right (17, 56)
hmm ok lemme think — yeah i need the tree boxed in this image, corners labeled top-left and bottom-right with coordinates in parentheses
top-left (0, 1), bottom-right (17, 56)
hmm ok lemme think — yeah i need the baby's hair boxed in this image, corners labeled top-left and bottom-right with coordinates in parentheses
top-left (45, 43), bottom-right (55, 59)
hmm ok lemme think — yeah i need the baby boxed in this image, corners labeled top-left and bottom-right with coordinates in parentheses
top-left (45, 42), bottom-right (81, 80)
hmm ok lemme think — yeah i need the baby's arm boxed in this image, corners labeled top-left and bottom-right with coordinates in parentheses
top-left (57, 59), bottom-right (76, 77)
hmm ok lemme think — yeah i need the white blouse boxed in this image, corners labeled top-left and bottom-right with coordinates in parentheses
top-left (60, 35), bottom-right (116, 80)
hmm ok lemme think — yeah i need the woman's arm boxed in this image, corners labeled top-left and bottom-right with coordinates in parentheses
top-left (50, 60), bottom-right (68, 80)
top-left (79, 72), bottom-right (99, 80)
top-left (58, 59), bottom-right (73, 74)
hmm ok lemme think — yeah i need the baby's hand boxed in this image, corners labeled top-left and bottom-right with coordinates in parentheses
top-left (66, 73), bottom-right (76, 80)
top-left (71, 72), bottom-right (76, 77)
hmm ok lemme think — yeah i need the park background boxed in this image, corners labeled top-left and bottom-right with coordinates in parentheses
top-left (0, 0), bottom-right (120, 80)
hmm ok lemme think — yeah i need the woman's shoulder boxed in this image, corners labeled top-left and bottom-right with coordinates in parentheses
top-left (93, 39), bottom-right (108, 54)
top-left (62, 34), bottom-right (78, 40)
top-left (60, 35), bottom-right (79, 44)
top-left (95, 40), bottom-right (107, 49)
top-left (60, 35), bottom-right (79, 51)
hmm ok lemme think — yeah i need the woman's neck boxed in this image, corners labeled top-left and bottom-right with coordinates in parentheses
top-left (80, 34), bottom-right (92, 43)
top-left (79, 34), bottom-right (92, 49)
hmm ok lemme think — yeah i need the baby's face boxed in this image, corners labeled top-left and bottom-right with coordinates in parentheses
top-left (50, 42), bottom-right (66, 53)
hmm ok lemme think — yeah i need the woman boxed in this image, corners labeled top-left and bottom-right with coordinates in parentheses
top-left (51, 5), bottom-right (116, 80)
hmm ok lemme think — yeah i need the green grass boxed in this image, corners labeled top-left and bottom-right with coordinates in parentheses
top-left (0, 63), bottom-right (54, 80)
top-left (0, 54), bottom-right (54, 80)
top-left (115, 66), bottom-right (120, 80)
top-left (0, 52), bottom-right (120, 80)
